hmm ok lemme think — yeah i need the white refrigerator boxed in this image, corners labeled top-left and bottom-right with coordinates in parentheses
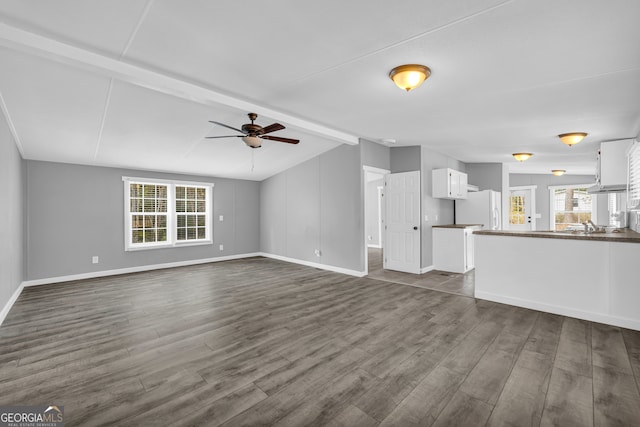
top-left (455, 190), bottom-right (502, 230)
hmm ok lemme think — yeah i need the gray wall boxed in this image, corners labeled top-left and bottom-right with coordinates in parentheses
top-left (26, 161), bottom-right (260, 280)
top-left (0, 114), bottom-right (25, 313)
top-left (260, 144), bottom-right (364, 272)
top-left (466, 163), bottom-right (503, 191)
top-left (361, 138), bottom-right (390, 171)
top-left (390, 146), bottom-right (421, 173)
top-left (509, 173), bottom-right (606, 230)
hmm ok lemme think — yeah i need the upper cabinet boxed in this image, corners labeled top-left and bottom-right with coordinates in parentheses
top-left (594, 139), bottom-right (633, 190)
top-left (433, 168), bottom-right (468, 199)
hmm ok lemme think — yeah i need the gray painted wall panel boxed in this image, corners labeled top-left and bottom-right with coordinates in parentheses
top-left (0, 115), bottom-right (25, 312)
top-left (286, 157), bottom-right (320, 263)
top-left (466, 163), bottom-right (503, 191)
top-left (361, 139), bottom-right (391, 171)
top-left (320, 144), bottom-right (363, 270)
top-left (259, 172), bottom-right (287, 255)
top-left (390, 146), bottom-right (421, 173)
top-left (260, 144), bottom-right (364, 273)
top-left (26, 161), bottom-right (260, 280)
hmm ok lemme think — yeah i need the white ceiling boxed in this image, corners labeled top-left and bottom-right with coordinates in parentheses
top-left (0, 0), bottom-right (639, 180)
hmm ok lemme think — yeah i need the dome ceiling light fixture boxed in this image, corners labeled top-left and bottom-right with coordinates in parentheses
top-left (389, 64), bottom-right (431, 92)
top-left (512, 152), bottom-right (533, 162)
top-left (551, 169), bottom-right (566, 176)
top-left (558, 132), bottom-right (587, 147)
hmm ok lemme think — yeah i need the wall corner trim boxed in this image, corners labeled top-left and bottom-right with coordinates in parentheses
top-left (259, 252), bottom-right (367, 277)
top-left (0, 282), bottom-right (25, 327)
top-left (420, 265), bottom-right (435, 274)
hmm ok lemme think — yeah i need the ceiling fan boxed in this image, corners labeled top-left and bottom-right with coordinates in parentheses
top-left (207, 113), bottom-right (299, 148)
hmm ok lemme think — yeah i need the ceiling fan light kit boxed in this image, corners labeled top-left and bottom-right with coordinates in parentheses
top-left (389, 64), bottom-right (431, 92)
top-left (207, 112), bottom-right (299, 149)
top-left (512, 152), bottom-right (533, 162)
top-left (558, 132), bottom-right (587, 146)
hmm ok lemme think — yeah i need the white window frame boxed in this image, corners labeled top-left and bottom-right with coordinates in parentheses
top-left (548, 183), bottom-right (598, 230)
top-left (123, 176), bottom-right (214, 251)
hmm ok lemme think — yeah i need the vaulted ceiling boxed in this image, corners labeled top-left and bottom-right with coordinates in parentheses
top-left (1, 1), bottom-right (639, 180)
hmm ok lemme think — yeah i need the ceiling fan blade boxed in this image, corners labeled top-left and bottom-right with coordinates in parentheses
top-left (261, 135), bottom-right (299, 144)
top-left (261, 123), bottom-right (285, 134)
top-left (208, 120), bottom-right (246, 134)
top-left (205, 135), bottom-right (244, 139)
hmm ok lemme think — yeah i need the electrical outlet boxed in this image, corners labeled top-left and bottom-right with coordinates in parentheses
top-left (219, 244), bottom-right (224, 251)
top-left (219, 215), bottom-right (224, 221)
top-left (314, 249), bottom-right (321, 257)
top-left (424, 214), bottom-right (429, 222)
top-left (92, 256), bottom-right (99, 264)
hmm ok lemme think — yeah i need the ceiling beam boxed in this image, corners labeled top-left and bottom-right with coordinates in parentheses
top-left (0, 22), bottom-right (359, 145)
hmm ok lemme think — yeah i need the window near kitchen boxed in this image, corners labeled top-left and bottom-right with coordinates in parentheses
top-left (549, 185), bottom-right (597, 231)
top-left (629, 141), bottom-right (640, 209)
top-left (123, 177), bottom-right (213, 251)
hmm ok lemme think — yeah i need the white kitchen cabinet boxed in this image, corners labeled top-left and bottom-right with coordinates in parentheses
top-left (432, 168), bottom-right (468, 199)
top-left (432, 226), bottom-right (480, 273)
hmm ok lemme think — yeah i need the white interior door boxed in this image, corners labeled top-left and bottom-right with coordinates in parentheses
top-left (509, 188), bottom-right (533, 230)
top-left (385, 171), bottom-right (421, 274)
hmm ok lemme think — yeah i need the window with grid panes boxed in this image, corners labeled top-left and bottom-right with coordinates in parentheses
top-left (176, 186), bottom-right (208, 241)
top-left (124, 177), bottom-right (213, 250)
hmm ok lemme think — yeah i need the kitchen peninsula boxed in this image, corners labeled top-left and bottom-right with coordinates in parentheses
top-left (474, 229), bottom-right (640, 331)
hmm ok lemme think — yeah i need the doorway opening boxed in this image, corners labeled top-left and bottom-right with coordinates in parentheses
top-left (363, 166), bottom-right (389, 275)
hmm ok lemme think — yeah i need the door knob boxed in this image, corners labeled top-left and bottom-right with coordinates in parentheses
top-left (413, 226), bottom-right (418, 230)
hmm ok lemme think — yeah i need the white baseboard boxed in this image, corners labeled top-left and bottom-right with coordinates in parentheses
top-left (0, 282), bottom-right (25, 326)
top-left (22, 253), bottom-right (262, 287)
top-left (259, 252), bottom-right (366, 277)
top-left (420, 265), bottom-right (435, 274)
top-left (475, 291), bottom-right (640, 332)
top-left (367, 244), bottom-right (382, 249)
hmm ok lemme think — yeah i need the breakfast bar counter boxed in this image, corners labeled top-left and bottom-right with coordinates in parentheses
top-left (473, 229), bottom-right (640, 330)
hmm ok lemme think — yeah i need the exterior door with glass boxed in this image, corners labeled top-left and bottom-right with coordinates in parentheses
top-left (509, 188), bottom-right (534, 230)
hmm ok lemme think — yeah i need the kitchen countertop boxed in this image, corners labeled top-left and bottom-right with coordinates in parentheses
top-left (433, 224), bottom-right (483, 229)
top-left (474, 228), bottom-right (640, 243)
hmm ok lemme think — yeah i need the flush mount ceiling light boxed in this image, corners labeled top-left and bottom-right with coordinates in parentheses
top-left (558, 132), bottom-right (587, 147)
top-left (512, 152), bottom-right (533, 162)
top-left (389, 64), bottom-right (431, 92)
top-left (551, 169), bottom-right (566, 176)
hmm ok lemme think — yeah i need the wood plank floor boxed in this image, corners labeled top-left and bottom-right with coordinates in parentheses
top-left (1, 256), bottom-right (640, 426)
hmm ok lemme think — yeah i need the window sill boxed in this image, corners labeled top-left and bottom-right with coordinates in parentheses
top-left (125, 240), bottom-right (213, 251)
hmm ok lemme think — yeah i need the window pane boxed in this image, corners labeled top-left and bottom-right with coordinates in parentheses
top-left (157, 186), bottom-right (167, 199)
top-left (177, 228), bottom-right (186, 240)
top-left (157, 200), bottom-right (167, 212)
top-left (176, 186), bottom-right (185, 199)
top-left (143, 185), bottom-right (156, 198)
top-left (157, 215), bottom-right (167, 228)
top-left (144, 229), bottom-right (156, 242)
top-left (131, 199), bottom-right (143, 212)
top-left (186, 200), bottom-right (196, 212)
top-left (197, 227), bottom-right (205, 239)
top-left (132, 215), bottom-right (143, 228)
top-left (197, 188), bottom-right (206, 200)
top-left (132, 230), bottom-right (143, 243)
top-left (176, 200), bottom-right (185, 212)
top-left (130, 184), bottom-right (143, 197)
top-left (177, 215), bottom-right (185, 227)
top-left (187, 228), bottom-right (196, 240)
top-left (157, 228), bottom-right (167, 242)
top-left (197, 201), bottom-right (206, 212)
top-left (197, 215), bottom-right (205, 226)
top-left (187, 215), bottom-right (196, 227)
top-left (186, 187), bottom-right (196, 199)
top-left (143, 199), bottom-right (156, 212)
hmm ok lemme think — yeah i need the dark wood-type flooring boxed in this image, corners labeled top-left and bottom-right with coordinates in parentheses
top-left (1, 256), bottom-right (640, 426)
